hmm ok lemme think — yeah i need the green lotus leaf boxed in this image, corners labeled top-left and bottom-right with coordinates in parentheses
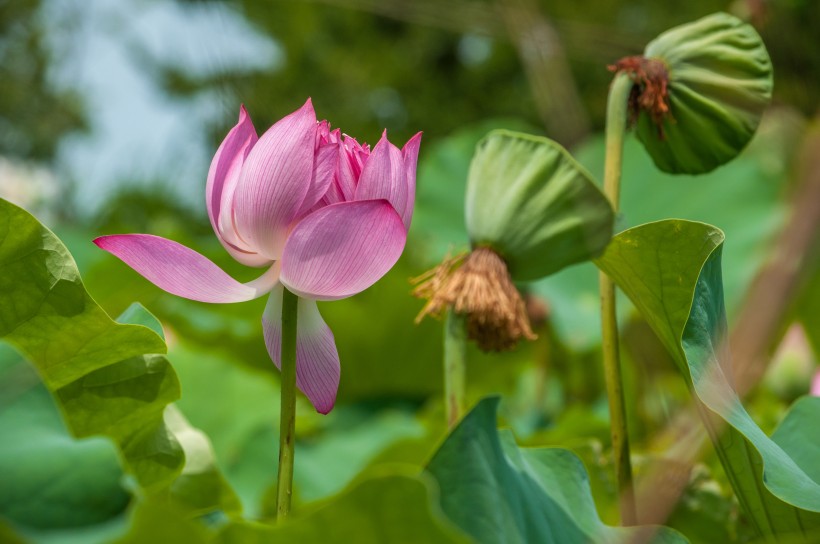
top-left (425, 397), bottom-right (688, 544)
top-left (595, 220), bottom-right (820, 541)
top-left (465, 130), bottom-right (614, 282)
top-left (0, 347), bottom-right (130, 530)
top-left (636, 12), bottom-right (773, 174)
top-left (0, 199), bottom-right (239, 518)
top-left (0, 199), bottom-right (180, 493)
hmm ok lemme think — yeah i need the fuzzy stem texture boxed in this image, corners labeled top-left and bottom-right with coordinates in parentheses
top-left (276, 287), bottom-right (299, 521)
top-left (600, 71), bottom-right (637, 526)
top-left (444, 310), bottom-right (467, 428)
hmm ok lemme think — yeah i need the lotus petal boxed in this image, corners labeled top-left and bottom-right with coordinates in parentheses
top-left (280, 200), bottom-right (406, 301)
top-left (354, 132), bottom-right (410, 228)
top-left (263, 285), bottom-right (340, 414)
top-left (94, 234), bottom-right (279, 303)
top-left (233, 99), bottom-right (317, 260)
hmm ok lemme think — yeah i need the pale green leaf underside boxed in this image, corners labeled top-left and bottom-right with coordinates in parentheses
top-left (465, 130), bottom-right (613, 281)
top-left (595, 219), bottom-right (820, 540)
top-left (426, 397), bottom-right (688, 544)
top-left (166, 404), bottom-right (242, 516)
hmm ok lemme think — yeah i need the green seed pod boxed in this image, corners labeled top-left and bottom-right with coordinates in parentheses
top-left (465, 130), bottom-right (614, 282)
top-left (625, 12), bottom-right (773, 174)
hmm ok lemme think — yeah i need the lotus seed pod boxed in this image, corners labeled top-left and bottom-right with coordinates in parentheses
top-left (464, 130), bottom-right (613, 282)
top-left (623, 12), bottom-right (773, 174)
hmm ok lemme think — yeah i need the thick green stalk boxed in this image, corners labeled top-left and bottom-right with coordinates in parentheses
top-left (276, 288), bottom-right (299, 520)
top-left (444, 310), bottom-right (467, 428)
top-left (599, 71), bottom-right (637, 525)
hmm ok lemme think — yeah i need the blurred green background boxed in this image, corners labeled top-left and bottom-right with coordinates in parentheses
top-left (1, 0), bottom-right (819, 542)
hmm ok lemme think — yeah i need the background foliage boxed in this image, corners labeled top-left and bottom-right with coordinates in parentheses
top-left (1, 0), bottom-right (819, 542)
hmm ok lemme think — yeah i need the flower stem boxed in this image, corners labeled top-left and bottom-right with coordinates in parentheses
top-left (276, 287), bottom-right (299, 521)
top-left (599, 71), bottom-right (637, 525)
top-left (444, 309), bottom-right (467, 428)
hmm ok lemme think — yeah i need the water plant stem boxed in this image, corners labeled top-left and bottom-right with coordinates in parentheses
top-left (276, 287), bottom-right (299, 520)
top-left (599, 71), bottom-right (637, 525)
top-left (444, 310), bottom-right (467, 428)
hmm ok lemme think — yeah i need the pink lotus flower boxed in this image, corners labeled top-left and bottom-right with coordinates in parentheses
top-left (95, 99), bottom-right (421, 414)
top-left (812, 369), bottom-right (820, 397)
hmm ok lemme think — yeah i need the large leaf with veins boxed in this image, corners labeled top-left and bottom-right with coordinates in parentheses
top-left (596, 219), bottom-right (820, 541)
top-left (0, 198), bottom-right (237, 516)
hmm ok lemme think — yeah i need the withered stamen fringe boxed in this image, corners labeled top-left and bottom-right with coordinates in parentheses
top-left (608, 56), bottom-right (672, 139)
top-left (412, 247), bottom-right (536, 351)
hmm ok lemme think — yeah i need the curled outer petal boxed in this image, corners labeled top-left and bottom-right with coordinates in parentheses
top-left (205, 105), bottom-right (269, 267)
top-left (94, 234), bottom-right (280, 303)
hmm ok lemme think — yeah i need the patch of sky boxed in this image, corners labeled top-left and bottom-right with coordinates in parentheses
top-left (38, 0), bottom-right (283, 214)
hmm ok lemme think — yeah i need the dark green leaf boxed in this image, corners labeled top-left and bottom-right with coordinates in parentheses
top-left (426, 397), bottom-right (688, 544)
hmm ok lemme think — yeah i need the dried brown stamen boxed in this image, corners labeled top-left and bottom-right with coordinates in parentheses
top-left (412, 247), bottom-right (536, 352)
top-left (609, 56), bottom-right (672, 139)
